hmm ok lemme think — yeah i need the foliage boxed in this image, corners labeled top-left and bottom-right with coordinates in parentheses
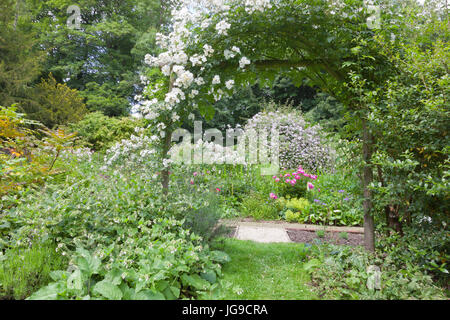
top-left (367, 19), bottom-right (449, 236)
top-left (2, 151), bottom-right (230, 299)
top-left (283, 198), bottom-right (311, 223)
top-left (23, 0), bottom-right (172, 117)
top-left (0, 105), bottom-right (84, 202)
top-left (0, 242), bottom-right (68, 300)
top-left (21, 74), bottom-right (87, 128)
top-left (304, 244), bottom-right (446, 300)
top-left (27, 221), bottom-right (228, 300)
top-left (375, 225), bottom-right (449, 285)
top-left (244, 106), bottom-right (335, 172)
top-left (0, 0), bottom-right (43, 108)
top-left (0, 106), bottom-right (45, 197)
top-left (70, 112), bottom-right (145, 151)
top-left (240, 192), bottom-right (282, 221)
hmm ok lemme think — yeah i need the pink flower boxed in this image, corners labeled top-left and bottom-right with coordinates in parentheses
top-left (193, 172), bottom-right (198, 177)
top-left (215, 188), bottom-right (221, 192)
top-left (275, 178), bottom-right (280, 182)
top-left (272, 176), bottom-right (277, 179)
top-left (310, 175), bottom-right (318, 180)
top-left (290, 180), bottom-right (296, 186)
top-left (307, 182), bottom-right (314, 190)
top-left (285, 179), bottom-right (291, 183)
top-left (190, 180), bottom-right (194, 185)
top-left (294, 175), bottom-right (301, 180)
top-left (284, 173), bottom-right (291, 178)
top-left (269, 193), bottom-right (278, 200)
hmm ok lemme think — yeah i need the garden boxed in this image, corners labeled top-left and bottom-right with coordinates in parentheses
top-left (0, 0), bottom-right (448, 301)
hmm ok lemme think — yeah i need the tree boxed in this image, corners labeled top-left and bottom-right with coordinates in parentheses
top-left (24, 0), bottom-right (173, 116)
top-left (0, 0), bottom-right (43, 108)
top-left (23, 74), bottom-right (87, 128)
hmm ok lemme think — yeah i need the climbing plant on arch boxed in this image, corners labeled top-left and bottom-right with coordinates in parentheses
top-left (135, 0), bottom-right (409, 251)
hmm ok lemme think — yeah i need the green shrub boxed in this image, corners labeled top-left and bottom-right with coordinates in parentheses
top-left (286, 198), bottom-right (310, 213)
top-left (27, 220), bottom-right (229, 300)
top-left (305, 244), bottom-right (446, 300)
top-left (0, 242), bottom-right (68, 300)
top-left (285, 210), bottom-right (300, 223)
top-left (240, 192), bottom-right (281, 220)
top-left (70, 112), bottom-right (144, 151)
top-left (182, 192), bottom-right (226, 243)
top-left (2, 160), bottom-right (231, 300)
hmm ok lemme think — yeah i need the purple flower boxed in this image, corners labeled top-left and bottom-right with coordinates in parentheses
top-left (314, 199), bottom-right (321, 203)
top-left (344, 197), bottom-right (349, 201)
top-left (338, 190), bottom-right (345, 193)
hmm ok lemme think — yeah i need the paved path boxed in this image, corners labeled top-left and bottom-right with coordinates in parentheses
top-left (235, 225), bottom-right (291, 243)
top-left (222, 219), bottom-right (364, 244)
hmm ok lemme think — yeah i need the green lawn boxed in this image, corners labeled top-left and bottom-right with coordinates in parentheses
top-left (214, 239), bottom-right (317, 300)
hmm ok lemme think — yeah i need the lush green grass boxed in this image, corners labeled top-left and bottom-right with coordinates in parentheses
top-left (0, 243), bottom-right (68, 300)
top-left (214, 239), bottom-right (316, 300)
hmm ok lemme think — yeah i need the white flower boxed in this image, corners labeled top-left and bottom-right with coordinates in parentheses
top-left (165, 88), bottom-right (185, 105)
top-left (175, 70), bottom-right (194, 88)
top-left (216, 20), bottom-right (231, 35)
top-left (161, 65), bottom-right (171, 76)
top-left (203, 44), bottom-right (214, 57)
top-left (195, 77), bottom-right (205, 85)
top-left (232, 46), bottom-right (241, 54)
top-left (212, 75), bottom-right (221, 85)
top-left (173, 51), bottom-right (188, 65)
top-left (188, 113), bottom-right (195, 121)
top-left (225, 79), bottom-right (235, 90)
top-left (201, 19), bottom-right (210, 29)
top-left (190, 54), bottom-right (206, 66)
top-left (190, 89), bottom-right (199, 98)
top-left (172, 112), bottom-right (180, 122)
top-left (144, 54), bottom-right (155, 66)
top-left (173, 65), bottom-right (185, 75)
top-left (239, 56), bottom-right (251, 68)
top-left (224, 49), bottom-right (236, 60)
top-left (144, 110), bottom-right (159, 120)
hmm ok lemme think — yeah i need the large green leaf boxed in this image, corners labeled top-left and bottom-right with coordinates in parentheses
top-left (200, 270), bottom-right (217, 284)
top-left (181, 274), bottom-right (211, 291)
top-left (135, 289), bottom-right (165, 300)
top-left (76, 248), bottom-right (101, 276)
top-left (210, 251), bottom-right (231, 264)
top-left (93, 280), bottom-right (123, 300)
top-left (27, 283), bottom-right (63, 300)
top-left (67, 269), bottom-right (83, 291)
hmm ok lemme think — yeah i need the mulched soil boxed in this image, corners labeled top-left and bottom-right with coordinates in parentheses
top-left (223, 226), bottom-right (237, 238)
top-left (286, 229), bottom-right (364, 246)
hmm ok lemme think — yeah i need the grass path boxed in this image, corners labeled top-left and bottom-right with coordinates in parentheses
top-left (213, 239), bottom-right (317, 300)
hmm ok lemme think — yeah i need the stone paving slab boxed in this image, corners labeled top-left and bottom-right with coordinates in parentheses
top-left (221, 219), bottom-right (364, 234)
top-left (235, 225), bottom-right (291, 243)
